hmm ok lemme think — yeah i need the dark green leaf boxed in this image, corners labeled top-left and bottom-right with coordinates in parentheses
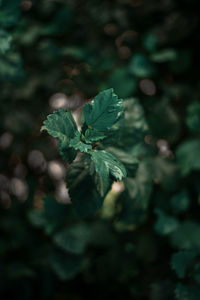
top-left (84, 128), bottom-right (106, 144)
top-left (41, 110), bottom-right (78, 162)
top-left (175, 283), bottom-right (200, 300)
top-left (67, 161), bottom-right (104, 217)
top-left (59, 143), bottom-right (77, 164)
top-left (170, 221), bottom-right (200, 250)
top-left (154, 208), bottom-right (179, 235)
top-left (91, 150), bottom-right (127, 196)
top-left (83, 88), bottom-right (123, 131)
top-left (53, 224), bottom-right (91, 254)
top-left (176, 139), bottom-right (200, 176)
top-left (105, 147), bottom-right (139, 176)
top-left (44, 196), bottom-right (70, 225)
top-left (129, 54), bottom-right (155, 78)
top-left (49, 249), bottom-right (82, 280)
top-left (170, 190), bottom-right (190, 213)
top-left (171, 250), bottom-right (198, 278)
top-left (69, 131), bottom-right (92, 153)
top-left (107, 68), bottom-right (137, 98)
top-left (125, 160), bottom-right (153, 210)
top-left (0, 0), bottom-right (21, 28)
top-left (0, 29), bottom-right (12, 54)
top-left (186, 101), bottom-right (200, 133)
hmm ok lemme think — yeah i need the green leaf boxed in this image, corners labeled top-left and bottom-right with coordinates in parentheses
top-left (171, 251), bottom-right (198, 279)
top-left (186, 101), bottom-right (200, 133)
top-left (175, 283), bottom-right (200, 300)
top-left (142, 32), bottom-right (158, 52)
top-left (154, 208), bottom-right (179, 235)
top-left (170, 190), bottom-right (190, 213)
top-left (53, 224), bottom-right (91, 254)
top-left (27, 210), bottom-right (47, 228)
top-left (41, 110), bottom-right (77, 142)
top-left (41, 8), bottom-right (74, 35)
top-left (129, 54), bottom-right (155, 78)
top-left (58, 143), bottom-right (77, 164)
top-left (169, 50), bottom-right (191, 74)
top-left (148, 98), bottom-right (181, 143)
top-left (49, 249), bottom-right (82, 280)
top-left (105, 97), bottom-right (148, 150)
top-left (0, 0), bottom-right (21, 28)
top-left (151, 157), bottom-right (180, 192)
top-left (91, 150), bottom-right (127, 196)
top-left (69, 131), bottom-right (92, 153)
top-left (84, 128), bottom-right (106, 144)
top-left (44, 196), bottom-right (70, 225)
top-left (0, 52), bottom-right (24, 82)
top-left (125, 160), bottom-right (153, 210)
top-left (67, 161), bottom-right (104, 217)
top-left (194, 263), bottom-right (200, 283)
top-left (83, 88), bottom-right (123, 131)
top-left (150, 49), bottom-right (177, 63)
top-left (105, 147), bottom-right (139, 176)
top-left (170, 221), bottom-right (200, 250)
top-left (41, 110), bottom-right (78, 163)
top-left (0, 29), bottom-right (12, 54)
top-left (107, 68), bottom-right (137, 98)
top-left (150, 280), bottom-right (174, 300)
top-left (176, 139), bottom-right (200, 176)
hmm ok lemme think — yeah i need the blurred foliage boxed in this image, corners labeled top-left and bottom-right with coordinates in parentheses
top-left (0, 0), bottom-right (200, 299)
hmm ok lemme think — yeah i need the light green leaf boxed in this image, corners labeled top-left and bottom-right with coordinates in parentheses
top-left (150, 49), bottom-right (177, 63)
top-left (91, 150), bottom-right (127, 196)
top-left (83, 88), bottom-right (123, 131)
top-left (142, 32), bottom-right (158, 52)
top-left (69, 131), bottom-right (92, 153)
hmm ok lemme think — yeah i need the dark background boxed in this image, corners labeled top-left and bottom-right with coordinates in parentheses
top-left (0, 0), bottom-right (200, 299)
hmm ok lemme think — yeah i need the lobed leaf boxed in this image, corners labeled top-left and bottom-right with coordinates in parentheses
top-left (41, 110), bottom-right (78, 162)
top-left (84, 128), bottom-right (106, 144)
top-left (83, 88), bottom-right (123, 131)
top-left (91, 150), bottom-right (127, 196)
top-left (69, 131), bottom-right (92, 153)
